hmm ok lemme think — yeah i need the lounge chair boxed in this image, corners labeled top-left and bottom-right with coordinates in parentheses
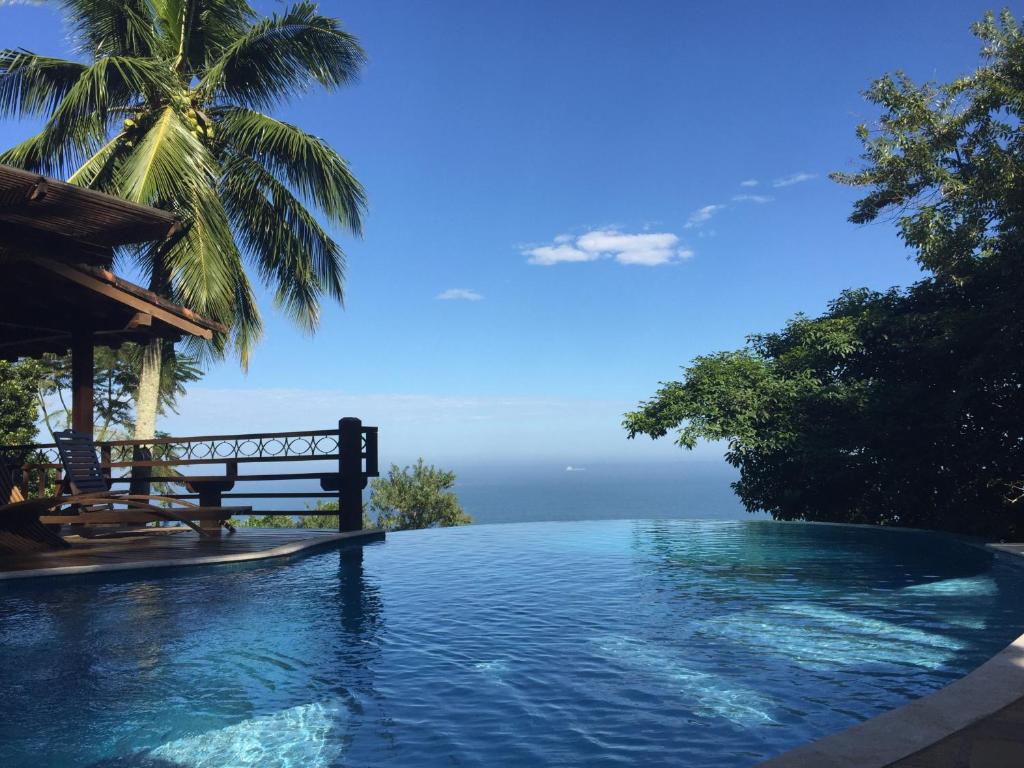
top-left (0, 463), bottom-right (71, 553)
top-left (37, 430), bottom-right (250, 537)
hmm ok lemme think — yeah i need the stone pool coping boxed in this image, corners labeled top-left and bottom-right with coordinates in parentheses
top-left (0, 528), bottom-right (385, 582)
top-left (758, 539), bottom-right (1024, 767)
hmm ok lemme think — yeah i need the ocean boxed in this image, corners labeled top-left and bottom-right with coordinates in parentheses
top-left (450, 460), bottom-right (759, 526)
top-left (230, 459), bottom-right (761, 525)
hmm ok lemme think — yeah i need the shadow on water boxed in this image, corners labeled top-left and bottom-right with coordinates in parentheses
top-left (636, 519), bottom-right (995, 591)
top-left (628, 520), bottom-right (1024, 702)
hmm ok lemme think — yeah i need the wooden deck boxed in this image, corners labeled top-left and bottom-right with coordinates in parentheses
top-left (0, 526), bottom-right (384, 581)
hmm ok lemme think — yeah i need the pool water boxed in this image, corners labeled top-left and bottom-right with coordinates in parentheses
top-left (2, 520), bottom-right (1024, 767)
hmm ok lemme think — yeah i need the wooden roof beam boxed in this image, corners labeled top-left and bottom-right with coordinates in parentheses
top-left (41, 260), bottom-right (215, 339)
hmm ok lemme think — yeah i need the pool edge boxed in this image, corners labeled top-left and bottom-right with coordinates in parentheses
top-left (0, 528), bottom-right (386, 582)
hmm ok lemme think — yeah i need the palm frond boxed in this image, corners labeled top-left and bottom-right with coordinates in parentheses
top-left (48, 56), bottom-right (173, 126)
top-left (120, 111), bottom-right (260, 363)
top-left (66, 131), bottom-right (127, 190)
top-left (226, 258), bottom-right (261, 368)
top-left (117, 106), bottom-right (215, 205)
top-left (221, 152), bottom-right (345, 330)
top-left (1, 56), bottom-right (173, 176)
top-left (199, 1), bottom-right (364, 109)
top-left (217, 107), bottom-right (365, 234)
top-left (0, 131), bottom-right (51, 173)
top-left (171, 190), bottom-right (252, 339)
top-left (133, 178), bottom-right (261, 366)
top-left (57, 0), bottom-right (158, 58)
top-left (0, 113), bottom-right (108, 176)
top-left (153, 0), bottom-right (253, 75)
top-left (0, 50), bottom-right (87, 119)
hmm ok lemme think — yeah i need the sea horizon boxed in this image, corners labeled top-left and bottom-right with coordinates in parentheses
top-left (428, 459), bottom-right (755, 526)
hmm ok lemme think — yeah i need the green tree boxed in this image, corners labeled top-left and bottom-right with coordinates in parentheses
top-left (36, 343), bottom-right (201, 440)
top-left (0, 1), bottom-right (366, 440)
top-left (369, 460), bottom-right (472, 531)
top-left (0, 360), bottom-right (43, 448)
top-left (831, 10), bottom-right (1024, 279)
top-left (625, 11), bottom-right (1024, 539)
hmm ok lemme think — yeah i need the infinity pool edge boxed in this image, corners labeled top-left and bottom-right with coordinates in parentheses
top-left (0, 528), bottom-right (385, 582)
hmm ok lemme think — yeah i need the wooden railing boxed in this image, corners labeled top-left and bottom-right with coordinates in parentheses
top-left (3, 417), bottom-right (379, 532)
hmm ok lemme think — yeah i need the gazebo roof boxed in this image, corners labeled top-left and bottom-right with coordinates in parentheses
top-left (0, 164), bottom-right (180, 266)
top-left (0, 164), bottom-right (224, 360)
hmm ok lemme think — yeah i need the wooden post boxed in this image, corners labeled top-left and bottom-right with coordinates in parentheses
top-left (70, 330), bottom-right (94, 438)
top-left (338, 417), bottom-right (363, 532)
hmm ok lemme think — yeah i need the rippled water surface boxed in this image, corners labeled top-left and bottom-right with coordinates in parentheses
top-left (3, 520), bottom-right (1024, 767)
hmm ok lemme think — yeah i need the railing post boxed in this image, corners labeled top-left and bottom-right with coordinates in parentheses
top-left (338, 417), bottom-right (363, 532)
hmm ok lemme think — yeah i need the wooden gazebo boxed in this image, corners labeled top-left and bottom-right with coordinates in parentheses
top-left (0, 164), bottom-right (225, 436)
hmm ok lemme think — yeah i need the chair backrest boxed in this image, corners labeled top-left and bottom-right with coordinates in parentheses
top-left (52, 430), bottom-right (109, 494)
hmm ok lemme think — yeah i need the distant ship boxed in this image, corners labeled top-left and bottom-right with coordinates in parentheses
top-left (565, 465), bottom-right (587, 472)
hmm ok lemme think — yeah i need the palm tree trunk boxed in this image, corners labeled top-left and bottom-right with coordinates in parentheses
top-left (134, 338), bottom-right (162, 441)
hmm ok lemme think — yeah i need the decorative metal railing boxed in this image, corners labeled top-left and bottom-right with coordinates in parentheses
top-left (2, 417), bottom-right (379, 532)
top-left (23, 427), bottom-right (379, 468)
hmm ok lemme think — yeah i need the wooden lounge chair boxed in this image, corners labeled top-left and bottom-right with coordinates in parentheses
top-left (0, 463), bottom-right (71, 553)
top-left (37, 430), bottom-right (250, 537)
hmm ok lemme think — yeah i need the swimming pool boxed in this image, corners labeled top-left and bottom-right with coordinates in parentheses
top-left (2, 519), bottom-right (1023, 767)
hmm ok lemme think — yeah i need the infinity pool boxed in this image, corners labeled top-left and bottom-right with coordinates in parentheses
top-left (2, 520), bottom-right (1024, 767)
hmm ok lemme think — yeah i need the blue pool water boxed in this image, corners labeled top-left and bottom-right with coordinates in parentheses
top-left (2, 520), bottom-right (1024, 767)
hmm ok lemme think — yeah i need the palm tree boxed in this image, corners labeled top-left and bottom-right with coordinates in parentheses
top-left (0, 1), bottom-right (366, 439)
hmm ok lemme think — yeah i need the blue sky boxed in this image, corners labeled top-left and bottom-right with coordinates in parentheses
top-left (0, 0), bottom-right (1000, 464)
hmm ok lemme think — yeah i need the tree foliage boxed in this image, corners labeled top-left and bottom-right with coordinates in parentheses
top-left (36, 344), bottom-right (201, 440)
top-left (625, 12), bottom-right (1024, 539)
top-left (369, 460), bottom-right (471, 531)
top-left (0, 360), bottom-right (43, 448)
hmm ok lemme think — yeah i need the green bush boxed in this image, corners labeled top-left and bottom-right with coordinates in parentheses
top-left (369, 459), bottom-right (471, 531)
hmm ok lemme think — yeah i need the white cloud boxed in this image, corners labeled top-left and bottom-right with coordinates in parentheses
top-left (524, 244), bottom-right (598, 266)
top-left (739, 179), bottom-right (759, 187)
top-left (732, 194), bottom-right (774, 204)
top-left (684, 204), bottom-right (725, 229)
top-left (615, 243), bottom-right (693, 266)
top-left (436, 288), bottom-right (484, 301)
top-left (525, 229), bottom-right (691, 267)
top-left (772, 172), bottom-right (816, 188)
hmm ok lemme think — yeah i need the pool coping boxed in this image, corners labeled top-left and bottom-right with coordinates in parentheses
top-left (0, 528), bottom-right (385, 582)
top-left (758, 538), bottom-right (1024, 767)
